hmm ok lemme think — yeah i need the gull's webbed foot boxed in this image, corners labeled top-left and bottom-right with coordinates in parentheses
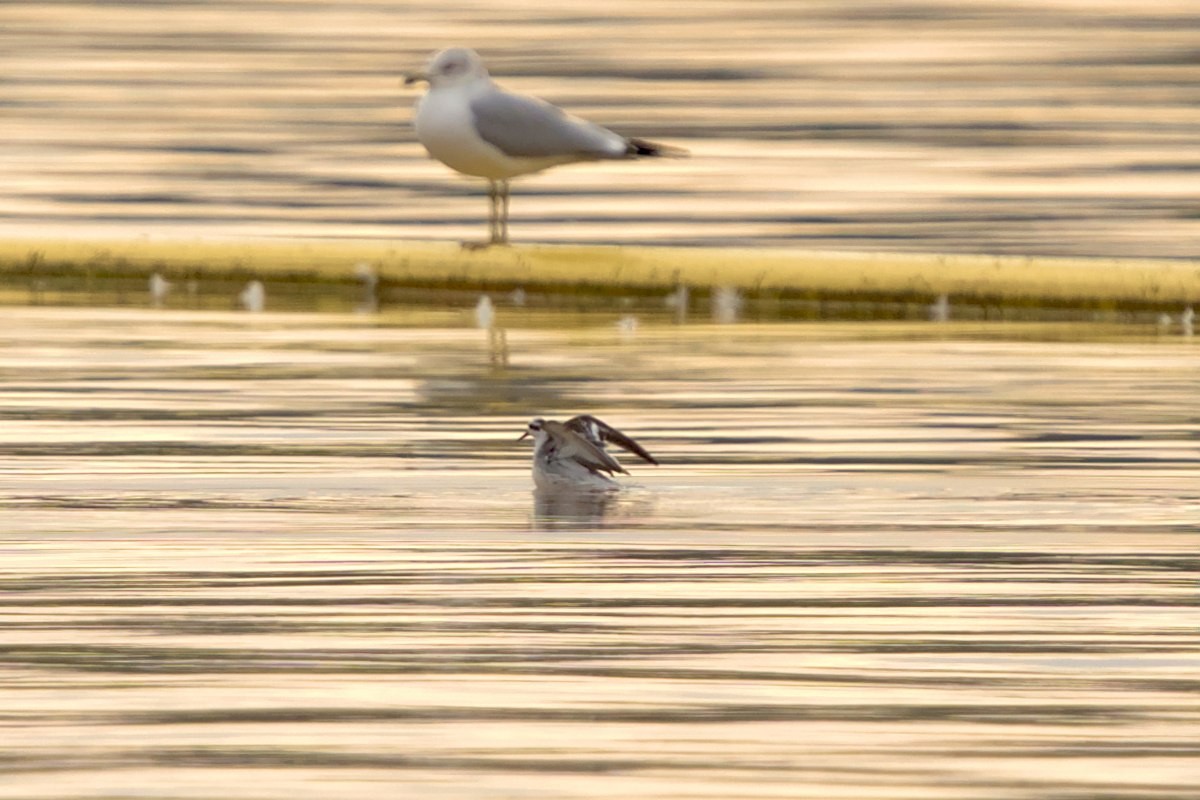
top-left (460, 238), bottom-right (510, 251)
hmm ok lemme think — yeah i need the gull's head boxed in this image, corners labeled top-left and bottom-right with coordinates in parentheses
top-left (518, 417), bottom-right (546, 442)
top-left (405, 47), bottom-right (487, 89)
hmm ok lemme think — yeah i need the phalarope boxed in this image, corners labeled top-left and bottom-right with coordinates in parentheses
top-left (404, 47), bottom-right (685, 249)
top-left (518, 415), bottom-right (658, 490)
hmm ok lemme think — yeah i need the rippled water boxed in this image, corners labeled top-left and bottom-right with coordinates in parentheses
top-left (2, 302), bottom-right (1198, 799)
top-left (4, 0), bottom-right (1200, 256)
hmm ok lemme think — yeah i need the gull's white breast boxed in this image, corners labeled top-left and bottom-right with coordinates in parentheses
top-left (415, 85), bottom-right (573, 181)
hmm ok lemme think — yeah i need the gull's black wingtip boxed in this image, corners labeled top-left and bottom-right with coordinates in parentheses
top-left (627, 137), bottom-right (689, 158)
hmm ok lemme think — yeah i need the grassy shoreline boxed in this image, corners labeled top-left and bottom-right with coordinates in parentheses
top-left (2, 238), bottom-right (1198, 309)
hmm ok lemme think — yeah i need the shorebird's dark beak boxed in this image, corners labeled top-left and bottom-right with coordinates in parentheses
top-left (403, 71), bottom-right (428, 87)
top-left (517, 431), bottom-right (530, 441)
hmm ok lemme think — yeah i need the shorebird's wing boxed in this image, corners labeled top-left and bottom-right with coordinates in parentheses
top-left (470, 89), bottom-right (627, 160)
top-left (566, 415), bottom-right (659, 466)
top-left (547, 421), bottom-right (628, 476)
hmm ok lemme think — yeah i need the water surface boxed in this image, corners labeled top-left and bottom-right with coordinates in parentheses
top-left (3, 0), bottom-right (1200, 256)
top-left (1, 303), bottom-right (1198, 798)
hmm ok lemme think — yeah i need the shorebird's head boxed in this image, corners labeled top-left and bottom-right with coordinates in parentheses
top-left (405, 47), bottom-right (487, 89)
top-left (518, 417), bottom-right (546, 442)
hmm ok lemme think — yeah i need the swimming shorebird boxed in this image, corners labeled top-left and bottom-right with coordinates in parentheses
top-left (518, 415), bottom-right (658, 490)
top-left (404, 47), bottom-right (685, 249)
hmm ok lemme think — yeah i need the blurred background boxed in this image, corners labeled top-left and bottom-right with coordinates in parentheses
top-left (3, 0), bottom-right (1198, 256)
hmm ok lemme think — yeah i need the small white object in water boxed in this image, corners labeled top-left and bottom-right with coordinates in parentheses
top-left (239, 280), bottom-right (265, 312)
top-left (664, 285), bottom-right (689, 309)
top-left (665, 285), bottom-right (689, 323)
top-left (149, 273), bottom-right (171, 307)
top-left (929, 293), bottom-right (950, 322)
top-left (354, 261), bottom-right (379, 314)
top-left (1182, 306), bottom-right (1194, 337)
top-left (711, 286), bottom-right (742, 324)
top-left (616, 315), bottom-right (639, 337)
top-left (354, 261), bottom-right (378, 289)
top-left (475, 295), bottom-right (496, 329)
top-left (509, 287), bottom-right (527, 307)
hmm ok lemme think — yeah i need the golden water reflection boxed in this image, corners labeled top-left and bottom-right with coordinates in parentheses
top-left (3, 0), bottom-right (1200, 256)
top-left (1, 305), bottom-right (1198, 798)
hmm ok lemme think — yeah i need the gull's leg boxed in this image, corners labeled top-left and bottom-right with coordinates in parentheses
top-left (488, 180), bottom-right (499, 242)
top-left (497, 180), bottom-right (511, 245)
top-left (463, 180), bottom-right (499, 251)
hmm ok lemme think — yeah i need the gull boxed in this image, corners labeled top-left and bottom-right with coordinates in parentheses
top-left (404, 47), bottom-right (685, 249)
top-left (518, 415), bottom-right (658, 490)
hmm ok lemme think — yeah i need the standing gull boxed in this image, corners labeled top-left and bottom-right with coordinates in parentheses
top-left (404, 47), bottom-right (685, 249)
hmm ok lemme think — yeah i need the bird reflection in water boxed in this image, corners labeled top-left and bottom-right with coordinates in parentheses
top-left (532, 486), bottom-right (618, 529)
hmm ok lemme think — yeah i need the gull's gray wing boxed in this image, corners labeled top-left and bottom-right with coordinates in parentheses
top-left (470, 89), bottom-right (627, 159)
top-left (566, 415), bottom-right (658, 466)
